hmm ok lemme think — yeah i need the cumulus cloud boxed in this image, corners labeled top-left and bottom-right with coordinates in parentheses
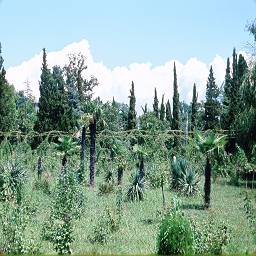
top-left (6, 39), bottom-right (227, 111)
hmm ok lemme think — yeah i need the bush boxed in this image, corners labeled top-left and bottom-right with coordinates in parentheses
top-left (157, 212), bottom-right (194, 255)
top-left (0, 200), bottom-right (39, 254)
top-left (42, 168), bottom-right (85, 254)
top-left (191, 218), bottom-right (230, 255)
top-left (98, 182), bottom-right (115, 196)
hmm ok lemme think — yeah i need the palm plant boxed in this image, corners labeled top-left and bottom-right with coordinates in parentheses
top-left (55, 136), bottom-right (78, 168)
top-left (195, 131), bottom-right (226, 208)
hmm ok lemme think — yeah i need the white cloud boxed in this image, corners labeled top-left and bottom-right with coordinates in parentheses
top-left (6, 39), bottom-right (227, 112)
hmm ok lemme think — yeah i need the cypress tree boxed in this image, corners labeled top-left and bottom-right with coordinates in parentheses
top-left (172, 62), bottom-right (180, 131)
top-left (225, 51), bottom-right (247, 152)
top-left (127, 81), bottom-right (136, 130)
top-left (204, 66), bottom-right (220, 130)
top-left (153, 88), bottom-right (159, 118)
top-left (191, 83), bottom-right (198, 131)
top-left (237, 54), bottom-right (248, 87)
top-left (35, 48), bottom-right (55, 132)
top-left (222, 58), bottom-right (232, 130)
top-left (166, 100), bottom-right (172, 124)
top-left (0, 43), bottom-right (17, 132)
top-left (160, 94), bottom-right (165, 121)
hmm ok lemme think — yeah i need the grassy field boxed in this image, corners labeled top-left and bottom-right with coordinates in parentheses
top-left (0, 142), bottom-right (255, 255)
top-left (30, 177), bottom-right (255, 255)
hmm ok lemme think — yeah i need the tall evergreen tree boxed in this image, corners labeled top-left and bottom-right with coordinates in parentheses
top-left (172, 62), bottom-right (180, 147)
top-left (160, 94), bottom-right (165, 121)
top-left (222, 57), bottom-right (232, 130)
top-left (165, 100), bottom-right (172, 124)
top-left (191, 83), bottom-right (198, 131)
top-left (51, 66), bottom-right (72, 131)
top-left (127, 81), bottom-right (136, 130)
top-left (0, 43), bottom-right (17, 132)
top-left (172, 62), bottom-right (180, 131)
top-left (204, 66), bottom-right (220, 130)
top-left (35, 48), bottom-right (55, 132)
top-left (153, 88), bottom-right (159, 118)
top-left (237, 54), bottom-right (248, 87)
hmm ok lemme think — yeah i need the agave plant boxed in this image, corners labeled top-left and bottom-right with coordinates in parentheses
top-left (171, 157), bottom-right (200, 196)
top-left (177, 168), bottom-right (200, 196)
top-left (126, 171), bottom-right (144, 201)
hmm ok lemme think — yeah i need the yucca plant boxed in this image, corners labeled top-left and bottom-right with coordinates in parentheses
top-left (126, 171), bottom-right (144, 201)
top-left (195, 131), bottom-right (226, 209)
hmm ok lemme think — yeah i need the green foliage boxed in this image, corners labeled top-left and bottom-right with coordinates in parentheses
top-left (0, 44), bottom-right (17, 132)
top-left (16, 90), bottom-right (37, 133)
top-left (204, 66), bottom-right (221, 130)
top-left (165, 99), bottom-right (172, 124)
top-left (126, 170), bottom-right (144, 201)
top-left (243, 192), bottom-right (256, 244)
top-left (191, 83), bottom-right (198, 131)
top-left (0, 160), bottom-right (25, 204)
top-left (171, 157), bottom-right (200, 196)
top-left (127, 81), bottom-right (137, 130)
top-left (146, 161), bottom-right (168, 189)
top-left (42, 168), bottom-right (85, 254)
top-left (172, 62), bottom-right (180, 133)
top-left (157, 211), bottom-right (194, 255)
top-left (160, 94), bottom-right (165, 121)
top-left (153, 88), bottom-right (159, 118)
top-left (191, 217), bottom-right (230, 255)
top-left (89, 190), bottom-right (123, 244)
top-left (195, 131), bottom-right (226, 155)
top-left (0, 201), bottom-right (39, 254)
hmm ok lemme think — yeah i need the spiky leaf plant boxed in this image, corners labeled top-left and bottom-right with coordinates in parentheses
top-left (171, 157), bottom-right (200, 196)
top-left (126, 171), bottom-right (144, 201)
top-left (178, 168), bottom-right (200, 196)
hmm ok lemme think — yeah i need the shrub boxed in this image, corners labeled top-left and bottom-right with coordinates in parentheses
top-left (98, 182), bottom-right (115, 196)
top-left (146, 162), bottom-right (168, 189)
top-left (191, 218), bottom-right (230, 255)
top-left (42, 168), bottom-right (85, 254)
top-left (157, 211), bottom-right (194, 255)
top-left (0, 200), bottom-right (39, 254)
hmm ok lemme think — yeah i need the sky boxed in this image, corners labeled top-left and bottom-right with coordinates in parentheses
top-left (1, 0), bottom-right (256, 110)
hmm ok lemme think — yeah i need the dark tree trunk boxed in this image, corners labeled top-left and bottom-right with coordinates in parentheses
top-left (62, 154), bottom-right (67, 168)
top-left (204, 156), bottom-right (211, 209)
top-left (78, 126), bottom-right (86, 183)
top-left (161, 179), bottom-right (166, 209)
top-left (117, 166), bottom-right (124, 185)
top-left (37, 156), bottom-right (43, 179)
top-left (89, 117), bottom-right (96, 187)
top-left (139, 156), bottom-right (145, 187)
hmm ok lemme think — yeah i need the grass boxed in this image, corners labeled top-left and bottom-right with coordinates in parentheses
top-left (68, 179), bottom-right (255, 254)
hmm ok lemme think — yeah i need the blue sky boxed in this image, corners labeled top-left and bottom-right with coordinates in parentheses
top-left (1, 0), bottom-right (255, 68)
